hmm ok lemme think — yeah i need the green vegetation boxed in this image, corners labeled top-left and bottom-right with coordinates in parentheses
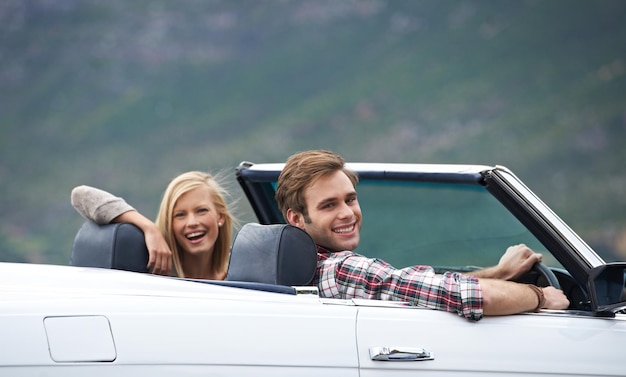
top-left (1, 0), bottom-right (625, 264)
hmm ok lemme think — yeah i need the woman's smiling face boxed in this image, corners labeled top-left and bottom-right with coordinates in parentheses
top-left (172, 186), bottom-right (224, 257)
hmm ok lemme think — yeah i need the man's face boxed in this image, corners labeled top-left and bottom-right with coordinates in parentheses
top-left (287, 170), bottom-right (362, 252)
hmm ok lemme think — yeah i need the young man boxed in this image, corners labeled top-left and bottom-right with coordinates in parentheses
top-left (275, 149), bottom-right (569, 321)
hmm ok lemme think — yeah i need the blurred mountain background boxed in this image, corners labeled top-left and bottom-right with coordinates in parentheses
top-left (1, 0), bottom-right (625, 265)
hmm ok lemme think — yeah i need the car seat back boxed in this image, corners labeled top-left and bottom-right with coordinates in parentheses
top-left (70, 221), bottom-right (318, 287)
top-left (70, 221), bottom-right (149, 273)
top-left (226, 223), bottom-right (317, 286)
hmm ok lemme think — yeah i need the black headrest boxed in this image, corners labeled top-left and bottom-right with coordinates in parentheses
top-left (226, 223), bottom-right (317, 286)
top-left (70, 221), bottom-right (149, 273)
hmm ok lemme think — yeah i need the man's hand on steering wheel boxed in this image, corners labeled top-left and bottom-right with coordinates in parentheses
top-left (495, 244), bottom-right (543, 281)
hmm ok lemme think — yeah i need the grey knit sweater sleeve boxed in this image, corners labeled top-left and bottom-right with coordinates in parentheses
top-left (70, 185), bottom-right (136, 224)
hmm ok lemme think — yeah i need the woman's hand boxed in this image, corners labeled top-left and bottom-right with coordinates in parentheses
top-left (113, 210), bottom-right (173, 276)
top-left (143, 227), bottom-right (173, 275)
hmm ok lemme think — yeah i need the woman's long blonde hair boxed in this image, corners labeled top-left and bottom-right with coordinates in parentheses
top-left (155, 171), bottom-right (234, 278)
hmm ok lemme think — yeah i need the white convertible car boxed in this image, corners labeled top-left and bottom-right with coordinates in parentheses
top-left (1, 162), bottom-right (625, 376)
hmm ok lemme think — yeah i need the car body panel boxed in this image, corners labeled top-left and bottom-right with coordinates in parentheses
top-left (0, 263), bottom-right (359, 376)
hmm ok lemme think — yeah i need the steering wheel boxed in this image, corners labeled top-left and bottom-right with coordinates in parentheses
top-left (532, 262), bottom-right (560, 289)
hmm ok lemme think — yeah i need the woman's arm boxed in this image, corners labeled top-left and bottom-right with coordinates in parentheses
top-left (71, 185), bottom-right (135, 224)
top-left (110, 210), bottom-right (173, 276)
top-left (71, 185), bottom-right (172, 275)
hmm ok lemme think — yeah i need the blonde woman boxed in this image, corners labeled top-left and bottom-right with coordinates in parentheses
top-left (71, 171), bottom-right (235, 279)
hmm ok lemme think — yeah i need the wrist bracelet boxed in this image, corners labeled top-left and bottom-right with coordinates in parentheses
top-left (528, 284), bottom-right (545, 312)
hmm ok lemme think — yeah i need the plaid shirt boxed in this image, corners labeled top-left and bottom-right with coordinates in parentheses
top-left (312, 245), bottom-right (484, 321)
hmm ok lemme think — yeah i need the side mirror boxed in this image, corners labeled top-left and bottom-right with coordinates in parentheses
top-left (587, 262), bottom-right (626, 317)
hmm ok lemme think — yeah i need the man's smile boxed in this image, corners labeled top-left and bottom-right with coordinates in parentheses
top-left (333, 223), bottom-right (356, 234)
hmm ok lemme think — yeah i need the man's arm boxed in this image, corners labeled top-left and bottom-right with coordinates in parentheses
top-left (470, 244), bottom-right (541, 280)
top-left (479, 278), bottom-right (569, 315)
top-left (318, 251), bottom-right (568, 321)
top-left (468, 244), bottom-right (571, 314)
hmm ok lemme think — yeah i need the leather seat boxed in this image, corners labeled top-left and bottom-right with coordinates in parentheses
top-left (225, 223), bottom-right (317, 286)
top-left (70, 221), bottom-right (149, 273)
top-left (70, 221), bottom-right (318, 288)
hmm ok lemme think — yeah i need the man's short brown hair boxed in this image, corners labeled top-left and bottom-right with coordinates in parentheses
top-left (275, 150), bottom-right (359, 222)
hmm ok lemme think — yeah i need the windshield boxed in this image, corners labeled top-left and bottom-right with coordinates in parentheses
top-left (355, 180), bottom-right (562, 271)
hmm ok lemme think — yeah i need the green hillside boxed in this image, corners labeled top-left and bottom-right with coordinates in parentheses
top-left (1, 0), bottom-right (625, 264)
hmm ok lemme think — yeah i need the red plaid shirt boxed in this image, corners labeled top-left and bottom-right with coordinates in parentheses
top-left (312, 245), bottom-right (484, 321)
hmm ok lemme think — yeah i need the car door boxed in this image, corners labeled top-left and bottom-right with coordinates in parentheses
top-left (355, 300), bottom-right (626, 376)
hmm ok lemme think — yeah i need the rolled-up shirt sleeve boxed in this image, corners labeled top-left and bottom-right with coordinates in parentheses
top-left (315, 250), bottom-right (484, 321)
top-left (71, 185), bottom-right (135, 224)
